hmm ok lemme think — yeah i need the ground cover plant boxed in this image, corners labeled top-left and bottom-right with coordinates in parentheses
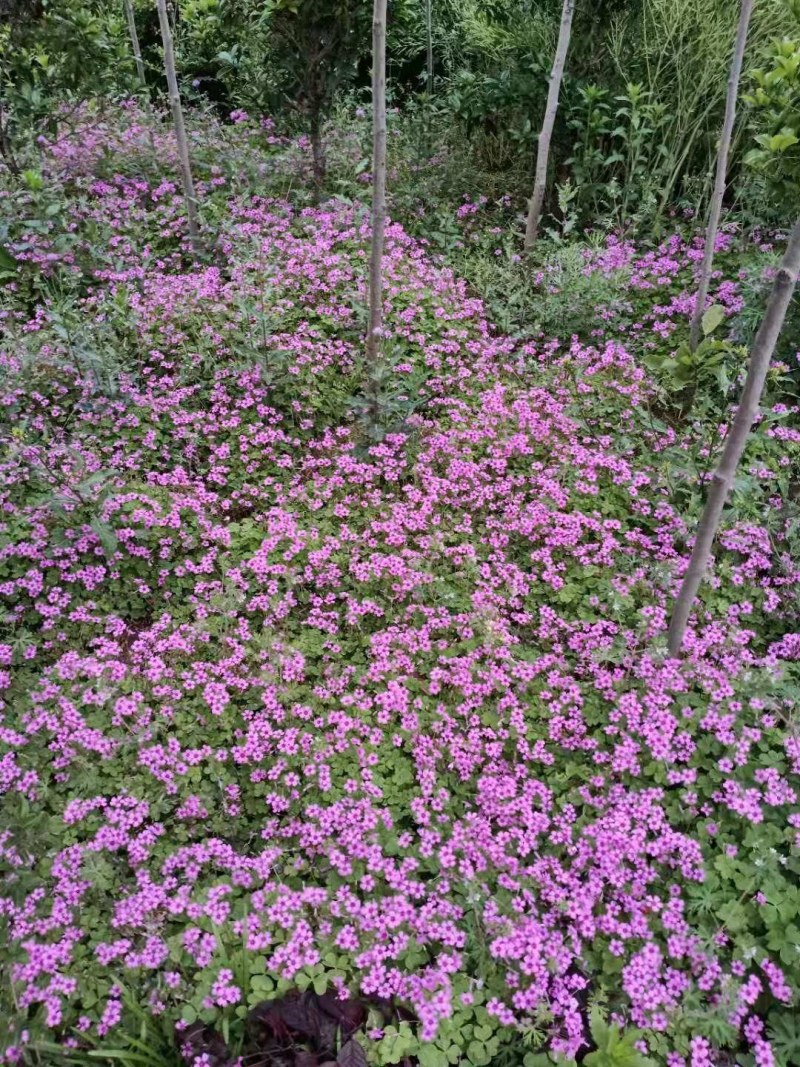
top-left (0, 100), bottom-right (799, 1067)
top-left (0, 3), bottom-right (799, 1064)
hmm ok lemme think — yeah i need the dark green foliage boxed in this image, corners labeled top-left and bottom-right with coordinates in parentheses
top-left (745, 4), bottom-right (800, 212)
top-left (0, 0), bottom-right (131, 164)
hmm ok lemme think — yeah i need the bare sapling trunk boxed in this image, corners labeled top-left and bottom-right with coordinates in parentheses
top-left (0, 98), bottom-right (20, 178)
top-left (524, 0), bottom-right (575, 251)
top-left (155, 0), bottom-right (201, 252)
top-left (688, 0), bottom-right (753, 351)
top-left (366, 0), bottom-right (388, 370)
top-left (309, 111), bottom-right (326, 198)
top-left (668, 218), bottom-right (800, 657)
top-left (124, 0), bottom-right (158, 151)
top-left (425, 0), bottom-right (434, 97)
top-left (124, 0), bottom-right (148, 90)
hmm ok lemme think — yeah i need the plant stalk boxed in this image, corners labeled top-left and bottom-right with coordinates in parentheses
top-left (155, 0), bottom-right (201, 252)
top-left (668, 218), bottom-right (800, 656)
top-left (524, 0), bottom-right (575, 251)
top-left (366, 0), bottom-right (388, 374)
top-left (688, 0), bottom-right (753, 352)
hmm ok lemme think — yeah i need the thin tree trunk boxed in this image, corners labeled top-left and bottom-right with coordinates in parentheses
top-left (0, 98), bottom-right (20, 178)
top-left (425, 0), bottom-right (434, 97)
top-left (667, 218), bottom-right (800, 657)
top-left (155, 0), bottom-right (201, 252)
top-left (124, 0), bottom-right (148, 90)
top-left (309, 112), bottom-right (326, 198)
top-left (524, 0), bottom-right (575, 251)
top-left (366, 0), bottom-right (388, 368)
top-left (124, 0), bottom-right (158, 151)
top-left (688, 0), bottom-right (753, 351)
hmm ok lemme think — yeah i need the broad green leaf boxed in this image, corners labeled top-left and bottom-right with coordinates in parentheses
top-left (589, 1007), bottom-right (611, 1048)
top-left (418, 1046), bottom-right (450, 1067)
top-left (701, 304), bottom-right (726, 336)
top-left (0, 244), bottom-right (18, 271)
top-left (768, 129), bottom-right (800, 152)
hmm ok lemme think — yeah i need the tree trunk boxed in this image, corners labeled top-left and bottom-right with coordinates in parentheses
top-left (124, 0), bottom-right (148, 90)
top-left (524, 0), bottom-right (575, 251)
top-left (0, 98), bottom-right (20, 178)
top-left (667, 218), bottom-right (800, 657)
top-left (155, 0), bottom-right (201, 252)
top-left (365, 0), bottom-right (388, 367)
top-left (124, 0), bottom-right (158, 151)
top-left (309, 112), bottom-right (326, 197)
top-left (425, 0), bottom-right (434, 97)
top-left (688, 0), bottom-right (753, 352)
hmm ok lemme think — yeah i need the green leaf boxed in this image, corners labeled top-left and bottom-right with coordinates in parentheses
top-left (0, 244), bottom-right (18, 272)
top-left (586, 1008), bottom-right (656, 1067)
top-left (713, 364), bottom-right (730, 394)
top-left (768, 129), bottom-right (800, 153)
top-left (87, 1052), bottom-right (159, 1065)
top-left (89, 517), bottom-right (119, 556)
top-left (418, 1046), bottom-right (450, 1067)
top-left (467, 1042), bottom-right (491, 1066)
top-left (589, 1006), bottom-right (611, 1048)
top-left (22, 169), bottom-right (44, 191)
top-left (768, 1009), bottom-right (800, 1066)
top-left (701, 304), bottom-right (726, 336)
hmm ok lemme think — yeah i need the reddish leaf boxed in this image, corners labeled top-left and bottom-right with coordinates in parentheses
top-left (177, 1021), bottom-right (235, 1067)
top-left (248, 999), bottom-right (291, 1041)
top-left (317, 994), bottom-right (366, 1039)
top-left (337, 1039), bottom-right (367, 1067)
top-left (295, 1053), bottom-right (319, 1067)
top-left (280, 992), bottom-right (317, 1037)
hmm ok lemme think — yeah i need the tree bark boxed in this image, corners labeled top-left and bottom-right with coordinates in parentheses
top-left (366, 0), bottom-right (387, 367)
top-left (524, 0), bottom-right (575, 251)
top-left (155, 0), bottom-right (201, 252)
top-left (124, 0), bottom-right (148, 90)
top-left (0, 98), bottom-right (20, 178)
top-left (125, 0), bottom-right (158, 151)
top-left (309, 111), bottom-right (326, 198)
top-left (425, 0), bottom-right (434, 97)
top-left (667, 218), bottom-right (800, 657)
top-left (688, 0), bottom-right (753, 352)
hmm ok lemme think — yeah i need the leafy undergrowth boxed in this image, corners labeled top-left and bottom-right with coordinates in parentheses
top-left (1, 104), bottom-right (799, 1067)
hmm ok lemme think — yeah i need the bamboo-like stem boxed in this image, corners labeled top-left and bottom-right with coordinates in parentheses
top-left (124, 0), bottom-right (158, 151)
top-left (524, 0), bottom-right (575, 251)
top-left (425, 0), bottom-right (434, 97)
top-left (668, 218), bottom-right (800, 656)
top-left (123, 0), bottom-right (148, 89)
top-left (155, 0), bottom-right (201, 252)
top-left (0, 97), bottom-right (20, 178)
top-left (309, 111), bottom-right (325, 197)
top-left (365, 0), bottom-right (388, 368)
top-left (688, 0), bottom-right (753, 352)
